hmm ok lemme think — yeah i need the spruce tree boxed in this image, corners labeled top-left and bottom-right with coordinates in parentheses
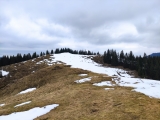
top-left (40, 52), bottom-right (43, 56)
top-left (103, 51), bottom-right (107, 63)
top-left (106, 49), bottom-right (111, 64)
top-left (46, 50), bottom-right (49, 55)
top-left (51, 49), bottom-right (54, 54)
top-left (55, 48), bottom-right (60, 54)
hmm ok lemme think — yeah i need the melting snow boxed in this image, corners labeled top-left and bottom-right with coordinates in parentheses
top-left (51, 53), bottom-right (160, 98)
top-left (0, 104), bottom-right (59, 120)
top-left (36, 58), bottom-right (59, 66)
top-left (116, 69), bottom-right (132, 78)
top-left (104, 88), bottom-right (114, 90)
top-left (75, 77), bottom-right (92, 83)
top-left (93, 81), bottom-right (114, 86)
top-left (52, 53), bottom-right (130, 77)
top-left (18, 88), bottom-right (36, 94)
top-left (78, 74), bottom-right (88, 76)
top-left (0, 104), bottom-right (5, 107)
top-left (14, 101), bottom-right (31, 108)
top-left (114, 77), bottom-right (160, 98)
top-left (1, 70), bottom-right (9, 76)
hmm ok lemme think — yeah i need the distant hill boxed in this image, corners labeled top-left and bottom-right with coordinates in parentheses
top-left (149, 53), bottom-right (160, 57)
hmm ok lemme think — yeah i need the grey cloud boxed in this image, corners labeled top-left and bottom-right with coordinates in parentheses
top-left (0, 0), bottom-right (160, 56)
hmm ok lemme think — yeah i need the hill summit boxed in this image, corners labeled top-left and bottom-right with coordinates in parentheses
top-left (0, 53), bottom-right (160, 120)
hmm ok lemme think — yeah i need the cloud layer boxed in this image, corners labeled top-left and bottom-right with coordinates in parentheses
top-left (0, 0), bottom-right (160, 56)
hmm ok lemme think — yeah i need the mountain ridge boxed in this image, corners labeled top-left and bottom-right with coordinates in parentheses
top-left (149, 52), bottom-right (160, 57)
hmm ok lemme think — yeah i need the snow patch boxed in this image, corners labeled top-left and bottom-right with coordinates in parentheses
top-left (36, 58), bottom-right (56, 66)
top-left (114, 77), bottom-right (160, 98)
top-left (93, 81), bottom-right (114, 86)
top-left (78, 74), bottom-right (88, 76)
top-left (104, 88), bottom-right (114, 90)
top-left (18, 88), bottom-right (36, 94)
top-left (1, 70), bottom-right (9, 76)
top-left (0, 104), bottom-right (59, 120)
top-left (75, 77), bottom-right (92, 83)
top-left (14, 101), bottom-right (31, 107)
top-left (0, 104), bottom-right (5, 107)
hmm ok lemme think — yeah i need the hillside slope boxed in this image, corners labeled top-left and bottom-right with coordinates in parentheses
top-left (0, 53), bottom-right (160, 120)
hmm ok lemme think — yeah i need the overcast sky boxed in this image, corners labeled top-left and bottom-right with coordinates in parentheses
top-left (0, 0), bottom-right (160, 56)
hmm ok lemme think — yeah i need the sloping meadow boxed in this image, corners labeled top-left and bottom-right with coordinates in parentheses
top-left (0, 53), bottom-right (160, 120)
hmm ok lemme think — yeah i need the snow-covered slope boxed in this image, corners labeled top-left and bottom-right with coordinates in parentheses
top-left (50, 53), bottom-right (160, 98)
top-left (52, 53), bottom-right (127, 77)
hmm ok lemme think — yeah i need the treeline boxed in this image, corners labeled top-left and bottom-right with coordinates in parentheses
top-left (1, 48), bottom-right (159, 80)
top-left (0, 48), bottom-right (98, 67)
top-left (103, 49), bottom-right (160, 80)
top-left (0, 50), bottom-right (49, 67)
top-left (55, 48), bottom-right (98, 55)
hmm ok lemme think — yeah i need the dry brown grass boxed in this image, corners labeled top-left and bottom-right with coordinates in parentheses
top-left (0, 55), bottom-right (50, 91)
top-left (0, 55), bottom-right (160, 120)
